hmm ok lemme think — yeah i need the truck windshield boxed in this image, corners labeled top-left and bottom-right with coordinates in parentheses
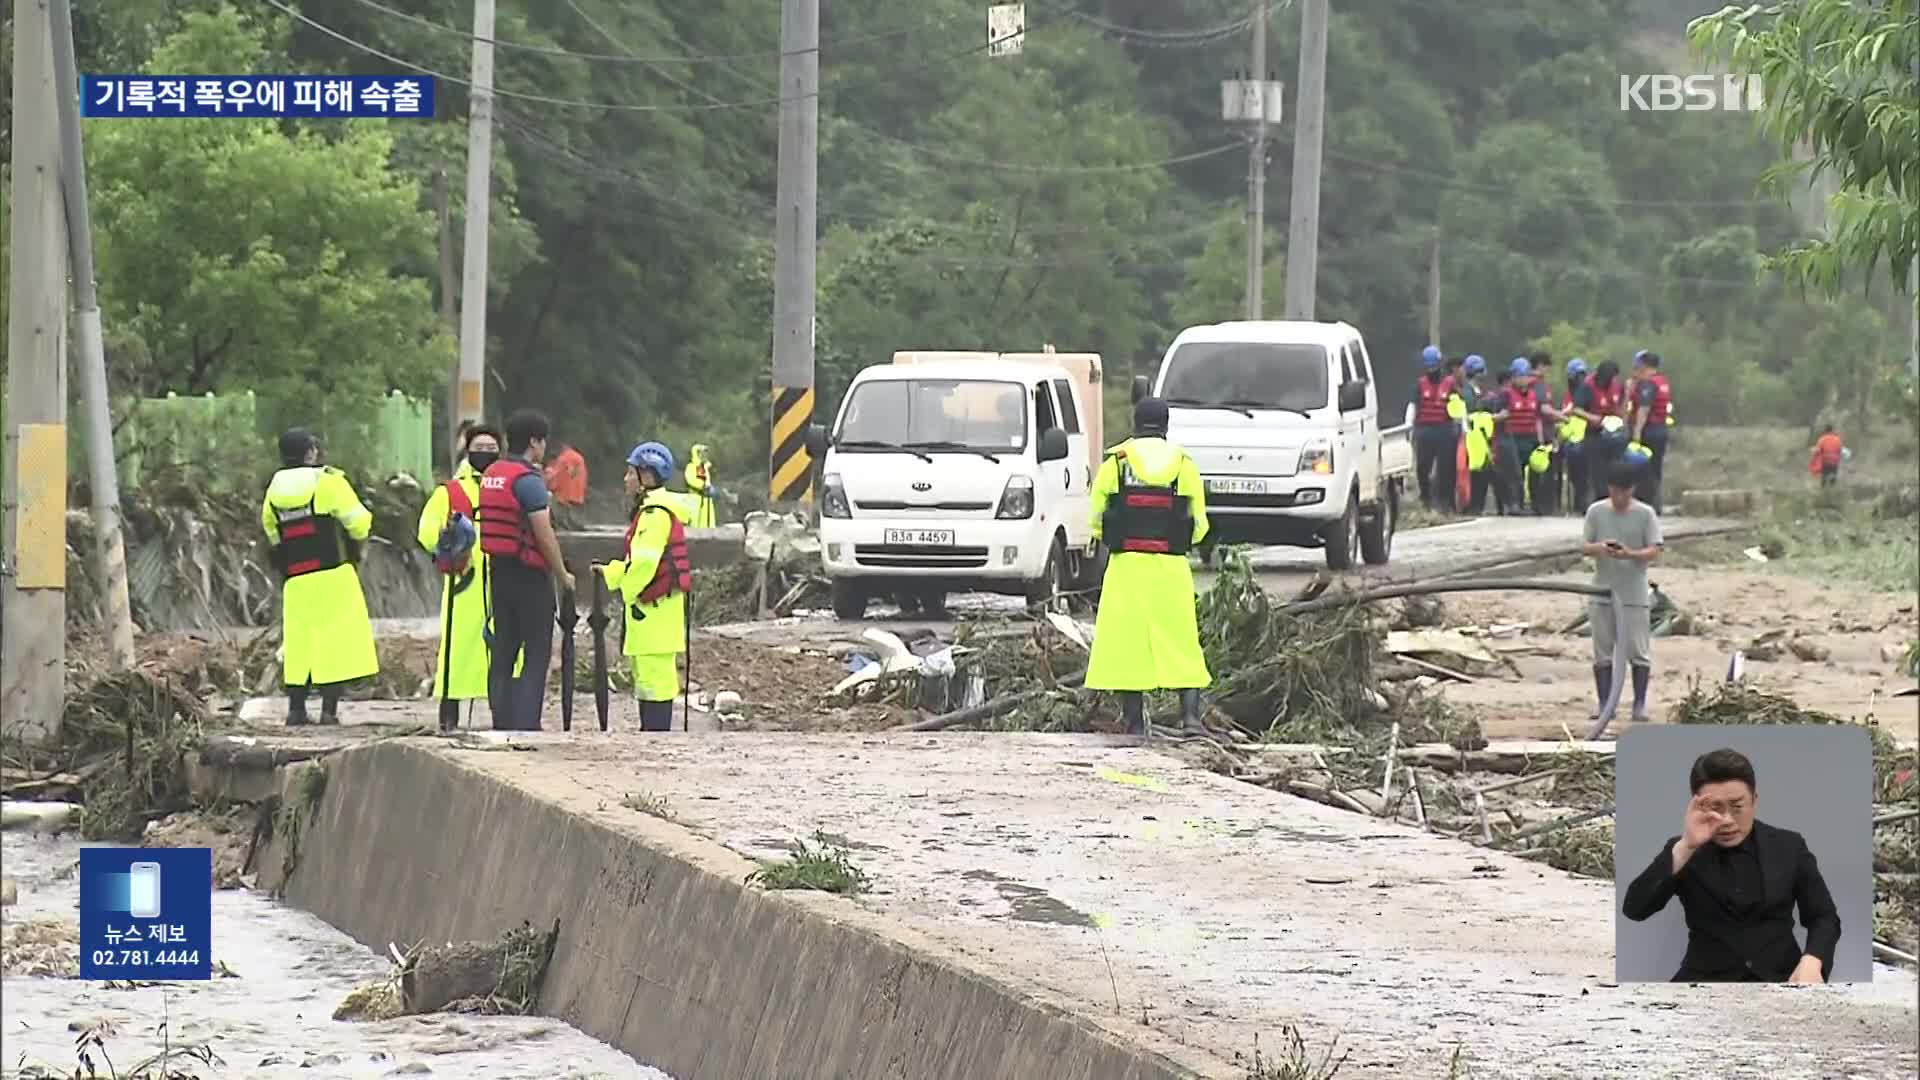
top-left (1158, 342), bottom-right (1330, 414)
top-left (836, 379), bottom-right (1028, 452)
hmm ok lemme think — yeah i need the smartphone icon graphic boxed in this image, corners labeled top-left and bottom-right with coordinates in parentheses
top-left (127, 862), bottom-right (162, 919)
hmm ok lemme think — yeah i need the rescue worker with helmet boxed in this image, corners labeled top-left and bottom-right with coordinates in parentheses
top-left (598, 441), bottom-right (693, 732)
top-left (1411, 345), bottom-right (1459, 512)
top-left (416, 423), bottom-right (520, 732)
top-left (1583, 359), bottom-right (1628, 471)
top-left (1086, 397), bottom-right (1210, 738)
top-left (261, 429), bottom-right (379, 726)
top-left (1627, 350), bottom-right (1673, 514)
top-left (479, 409), bottom-right (575, 731)
top-left (1553, 358), bottom-right (1592, 513)
top-left (685, 443), bottom-right (719, 528)
top-left (1495, 357), bottom-right (1550, 514)
top-left (1458, 356), bottom-right (1501, 515)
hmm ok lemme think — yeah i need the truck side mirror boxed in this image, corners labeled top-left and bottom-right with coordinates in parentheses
top-left (1036, 427), bottom-right (1070, 463)
top-left (1338, 380), bottom-right (1367, 413)
top-left (805, 423), bottom-right (828, 459)
top-left (1131, 375), bottom-right (1150, 404)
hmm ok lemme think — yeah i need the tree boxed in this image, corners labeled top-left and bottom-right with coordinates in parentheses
top-left (87, 7), bottom-right (452, 438)
top-left (1690, 0), bottom-right (1920, 298)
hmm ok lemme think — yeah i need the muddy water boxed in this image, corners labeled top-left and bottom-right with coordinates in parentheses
top-left (1, 833), bottom-right (670, 1079)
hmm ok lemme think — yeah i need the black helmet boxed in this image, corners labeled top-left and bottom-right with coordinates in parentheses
top-left (1133, 397), bottom-right (1170, 436)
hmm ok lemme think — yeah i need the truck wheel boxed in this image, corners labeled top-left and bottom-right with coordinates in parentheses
top-left (1026, 537), bottom-right (1067, 612)
top-left (1324, 498), bottom-right (1358, 571)
top-left (831, 580), bottom-right (869, 621)
top-left (1360, 483), bottom-right (1396, 566)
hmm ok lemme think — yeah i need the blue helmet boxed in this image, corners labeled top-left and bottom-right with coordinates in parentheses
top-left (1509, 357), bottom-right (1531, 378)
top-left (626, 440), bottom-right (675, 480)
top-left (1463, 354), bottom-right (1486, 376)
top-left (1566, 357), bottom-right (1588, 378)
top-left (1421, 345), bottom-right (1442, 368)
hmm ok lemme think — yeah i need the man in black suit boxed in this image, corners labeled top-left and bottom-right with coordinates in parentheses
top-left (1622, 747), bottom-right (1840, 983)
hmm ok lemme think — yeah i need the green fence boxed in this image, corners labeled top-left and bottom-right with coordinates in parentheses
top-left (80, 389), bottom-right (435, 492)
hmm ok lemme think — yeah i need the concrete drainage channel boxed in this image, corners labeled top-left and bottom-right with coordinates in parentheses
top-left (254, 740), bottom-right (1199, 1080)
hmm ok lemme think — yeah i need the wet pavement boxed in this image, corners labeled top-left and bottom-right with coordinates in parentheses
top-left (1, 832), bottom-right (669, 1079)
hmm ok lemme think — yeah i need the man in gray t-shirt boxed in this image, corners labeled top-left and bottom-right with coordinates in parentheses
top-left (1582, 461), bottom-right (1664, 724)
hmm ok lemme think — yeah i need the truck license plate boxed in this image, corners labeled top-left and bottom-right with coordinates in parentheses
top-left (885, 529), bottom-right (955, 546)
top-left (1207, 478), bottom-right (1268, 495)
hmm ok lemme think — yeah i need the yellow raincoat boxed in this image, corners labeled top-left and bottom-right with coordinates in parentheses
top-left (261, 466), bottom-right (379, 687)
top-left (1465, 413), bottom-right (1496, 472)
top-left (414, 463), bottom-right (520, 699)
top-left (684, 444), bottom-right (718, 528)
top-left (598, 489), bottom-right (689, 700)
top-left (1086, 437), bottom-right (1211, 691)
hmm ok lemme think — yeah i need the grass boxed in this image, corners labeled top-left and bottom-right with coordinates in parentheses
top-left (620, 790), bottom-right (674, 820)
top-left (1237, 1027), bottom-right (1347, 1079)
top-left (14, 1015), bottom-right (221, 1079)
top-left (271, 761), bottom-right (329, 896)
top-left (746, 831), bottom-right (870, 894)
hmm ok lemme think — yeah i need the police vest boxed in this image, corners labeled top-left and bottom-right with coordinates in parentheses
top-left (478, 458), bottom-right (549, 572)
top-left (1635, 373), bottom-right (1672, 426)
top-left (626, 503), bottom-right (692, 604)
top-left (1414, 374), bottom-right (1455, 425)
top-left (1503, 385), bottom-right (1542, 437)
top-left (1102, 453), bottom-right (1194, 556)
top-left (269, 498), bottom-right (350, 579)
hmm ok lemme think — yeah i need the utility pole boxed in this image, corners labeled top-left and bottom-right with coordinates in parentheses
top-left (435, 166), bottom-right (461, 458)
top-left (4, 0), bottom-right (70, 744)
top-left (769, 0), bottom-right (819, 508)
top-left (49, 0), bottom-right (133, 667)
top-left (456, 0), bottom-right (496, 433)
top-left (1283, 0), bottom-right (1328, 321)
top-left (1245, 0), bottom-right (1268, 319)
top-left (1427, 225), bottom-right (1442, 348)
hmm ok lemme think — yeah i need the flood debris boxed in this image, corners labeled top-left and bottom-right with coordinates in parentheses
top-left (143, 806), bottom-right (257, 889)
top-left (334, 919), bottom-right (561, 1022)
top-left (2, 917), bottom-right (81, 978)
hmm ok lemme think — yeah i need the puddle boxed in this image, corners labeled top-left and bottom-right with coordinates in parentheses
top-left (960, 870), bottom-right (1097, 928)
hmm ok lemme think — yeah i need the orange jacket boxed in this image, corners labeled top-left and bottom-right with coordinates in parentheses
top-left (1809, 432), bottom-right (1843, 473)
top-left (544, 447), bottom-right (589, 504)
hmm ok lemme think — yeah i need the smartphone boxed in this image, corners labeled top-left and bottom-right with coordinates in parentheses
top-left (127, 862), bottom-right (162, 920)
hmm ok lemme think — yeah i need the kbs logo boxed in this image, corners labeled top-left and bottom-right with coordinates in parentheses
top-left (1618, 74), bottom-right (1764, 112)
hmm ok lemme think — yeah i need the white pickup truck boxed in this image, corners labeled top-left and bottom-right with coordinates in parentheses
top-left (809, 349), bottom-right (1108, 620)
top-left (1140, 320), bottom-right (1413, 570)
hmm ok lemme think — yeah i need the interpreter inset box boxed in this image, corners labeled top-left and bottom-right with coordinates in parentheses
top-left (1613, 724), bottom-right (1874, 983)
top-left (78, 846), bottom-right (213, 981)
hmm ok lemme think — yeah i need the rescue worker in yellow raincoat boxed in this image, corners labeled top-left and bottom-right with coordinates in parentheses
top-left (416, 424), bottom-right (521, 732)
top-left (684, 443), bottom-right (718, 528)
top-left (1086, 397), bottom-right (1210, 737)
top-left (261, 429), bottom-right (379, 725)
top-left (597, 441), bottom-right (692, 732)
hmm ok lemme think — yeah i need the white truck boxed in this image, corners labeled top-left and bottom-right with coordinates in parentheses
top-left (809, 349), bottom-right (1108, 620)
top-left (1140, 320), bottom-right (1413, 570)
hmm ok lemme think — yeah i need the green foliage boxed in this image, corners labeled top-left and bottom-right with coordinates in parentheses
top-left (746, 831), bottom-right (871, 894)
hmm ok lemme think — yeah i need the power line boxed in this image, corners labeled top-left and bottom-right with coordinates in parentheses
top-left (1320, 146), bottom-right (1783, 210)
top-left (1064, 1), bottom-right (1289, 45)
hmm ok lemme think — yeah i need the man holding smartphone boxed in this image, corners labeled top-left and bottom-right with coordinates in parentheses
top-left (1583, 462), bottom-right (1663, 725)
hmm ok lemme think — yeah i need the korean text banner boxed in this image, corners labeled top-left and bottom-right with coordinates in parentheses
top-left (82, 75), bottom-right (436, 118)
top-left (79, 846), bottom-right (213, 980)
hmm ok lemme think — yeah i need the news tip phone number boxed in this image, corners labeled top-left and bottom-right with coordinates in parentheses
top-left (90, 949), bottom-right (202, 968)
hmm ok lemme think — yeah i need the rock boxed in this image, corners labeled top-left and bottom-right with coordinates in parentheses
top-left (1787, 637), bottom-right (1831, 663)
top-left (1, 878), bottom-right (16, 906)
top-left (714, 690), bottom-right (744, 716)
top-left (1882, 644), bottom-right (1907, 664)
top-left (0, 801), bottom-right (80, 833)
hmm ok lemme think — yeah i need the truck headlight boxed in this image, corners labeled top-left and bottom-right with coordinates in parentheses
top-left (1298, 440), bottom-right (1334, 476)
top-left (822, 472), bottom-right (851, 519)
top-left (995, 475), bottom-right (1035, 520)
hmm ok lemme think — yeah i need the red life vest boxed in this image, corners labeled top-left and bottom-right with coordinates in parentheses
top-left (1100, 451), bottom-right (1194, 556)
top-left (1414, 373), bottom-right (1456, 425)
top-left (1502, 384), bottom-right (1542, 438)
top-left (1588, 379), bottom-right (1622, 417)
top-left (626, 504), bottom-right (692, 604)
top-left (478, 458), bottom-right (548, 571)
top-left (1635, 372), bottom-right (1672, 426)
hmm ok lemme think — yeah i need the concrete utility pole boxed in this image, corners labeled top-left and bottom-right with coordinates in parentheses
top-left (435, 166), bottom-right (462, 458)
top-left (4, 0), bottom-right (71, 744)
top-left (456, 0), bottom-right (496, 432)
top-left (1283, 0), bottom-right (1328, 321)
top-left (1245, 0), bottom-right (1269, 320)
top-left (1427, 225), bottom-right (1442, 348)
top-left (769, 0), bottom-right (819, 507)
top-left (49, 0), bottom-right (134, 667)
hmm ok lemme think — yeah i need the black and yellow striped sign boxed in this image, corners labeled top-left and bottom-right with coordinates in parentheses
top-left (769, 384), bottom-right (815, 504)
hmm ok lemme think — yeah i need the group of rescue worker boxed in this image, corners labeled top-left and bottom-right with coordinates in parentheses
top-left (261, 413), bottom-right (727, 732)
top-left (1411, 346), bottom-right (1676, 519)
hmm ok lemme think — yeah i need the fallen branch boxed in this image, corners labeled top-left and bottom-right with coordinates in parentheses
top-left (1486, 804), bottom-right (1614, 848)
top-left (1282, 577), bottom-right (1606, 617)
top-left (908, 668), bottom-right (1087, 732)
top-left (1279, 778), bottom-right (1374, 815)
top-left (1874, 809), bottom-right (1919, 827)
top-left (1873, 941), bottom-right (1919, 966)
